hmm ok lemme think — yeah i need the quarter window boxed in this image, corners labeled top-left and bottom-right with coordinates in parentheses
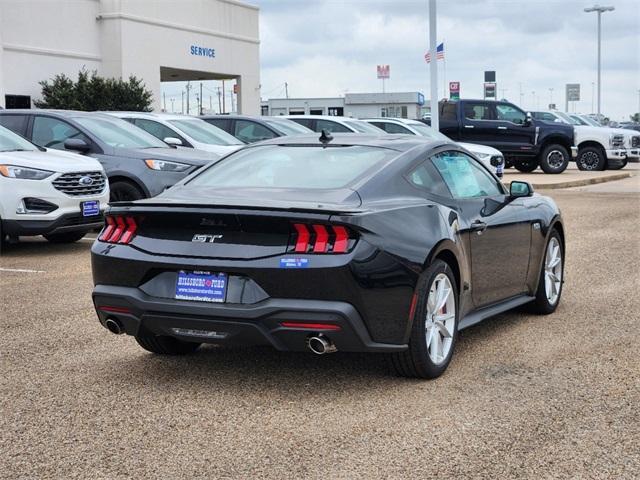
top-left (496, 104), bottom-right (526, 125)
top-left (234, 120), bottom-right (277, 143)
top-left (32, 116), bottom-right (90, 150)
top-left (0, 115), bottom-right (29, 136)
top-left (408, 160), bottom-right (452, 198)
top-left (431, 151), bottom-right (502, 199)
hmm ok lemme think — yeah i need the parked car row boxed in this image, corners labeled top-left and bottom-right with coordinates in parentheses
top-left (532, 110), bottom-right (639, 170)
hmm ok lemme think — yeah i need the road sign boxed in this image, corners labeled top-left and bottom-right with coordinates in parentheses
top-left (484, 82), bottom-right (496, 99)
top-left (449, 81), bottom-right (460, 100)
top-left (566, 84), bottom-right (580, 102)
top-left (484, 71), bottom-right (496, 82)
top-left (377, 65), bottom-right (390, 79)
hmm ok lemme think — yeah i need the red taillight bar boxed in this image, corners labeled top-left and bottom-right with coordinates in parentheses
top-left (291, 223), bottom-right (355, 254)
top-left (99, 215), bottom-right (138, 244)
top-left (280, 321), bottom-right (342, 331)
top-left (312, 224), bottom-right (329, 253)
top-left (98, 305), bottom-right (132, 314)
top-left (293, 223), bottom-right (310, 253)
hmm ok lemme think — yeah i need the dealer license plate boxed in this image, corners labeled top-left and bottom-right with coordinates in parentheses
top-left (81, 200), bottom-right (99, 217)
top-left (175, 271), bottom-right (227, 303)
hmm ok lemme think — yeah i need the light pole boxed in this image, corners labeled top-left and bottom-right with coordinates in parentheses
top-left (584, 5), bottom-right (614, 118)
top-left (549, 88), bottom-right (554, 107)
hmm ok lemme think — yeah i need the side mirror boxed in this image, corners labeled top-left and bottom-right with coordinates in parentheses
top-left (524, 112), bottom-right (533, 126)
top-left (510, 181), bottom-right (534, 198)
top-left (164, 137), bottom-right (183, 147)
top-left (64, 138), bottom-right (91, 153)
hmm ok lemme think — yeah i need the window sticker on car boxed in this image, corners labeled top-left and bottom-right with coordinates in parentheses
top-left (279, 258), bottom-right (309, 268)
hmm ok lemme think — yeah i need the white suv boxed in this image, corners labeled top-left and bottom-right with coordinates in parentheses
top-left (0, 125), bottom-right (109, 246)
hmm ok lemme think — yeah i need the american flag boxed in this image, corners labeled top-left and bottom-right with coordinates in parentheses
top-left (424, 43), bottom-right (445, 63)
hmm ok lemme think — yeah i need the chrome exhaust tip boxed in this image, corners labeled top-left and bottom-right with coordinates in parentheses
top-left (307, 335), bottom-right (337, 355)
top-left (105, 318), bottom-right (124, 335)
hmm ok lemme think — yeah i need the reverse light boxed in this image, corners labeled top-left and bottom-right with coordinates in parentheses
top-left (291, 223), bottom-right (354, 254)
top-left (98, 215), bottom-right (138, 244)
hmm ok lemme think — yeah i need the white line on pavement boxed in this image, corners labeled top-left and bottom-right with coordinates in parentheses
top-left (0, 267), bottom-right (46, 273)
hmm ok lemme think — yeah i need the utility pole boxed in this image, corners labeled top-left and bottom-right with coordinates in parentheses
top-left (285, 82), bottom-right (289, 99)
top-left (518, 83), bottom-right (524, 106)
top-left (186, 81), bottom-right (192, 115)
top-left (549, 87), bottom-right (554, 107)
top-left (199, 82), bottom-right (203, 115)
top-left (209, 95), bottom-right (212, 112)
top-left (428, 0), bottom-right (439, 131)
top-left (584, 5), bottom-right (614, 117)
top-left (222, 80), bottom-right (226, 114)
top-left (170, 98), bottom-right (175, 113)
top-left (195, 93), bottom-right (200, 117)
top-left (163, 92), bottom-right (166, 112)
top-left (181, 91), bottom-right (184, 114)
top-left (216, 87), bottom-right (222, 113)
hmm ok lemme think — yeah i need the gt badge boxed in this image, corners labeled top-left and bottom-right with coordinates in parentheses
top-left (192, 234), bottom-right (223, 243)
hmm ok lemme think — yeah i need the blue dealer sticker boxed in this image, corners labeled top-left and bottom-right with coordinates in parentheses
top-left (279, 258), bottom-right (309, 268)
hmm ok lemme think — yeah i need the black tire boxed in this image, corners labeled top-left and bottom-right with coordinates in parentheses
top-left (528, 230), bottom-right (564, 315)
top-left (389, 259), bottom-right (459, 379)
top-left (539, 144), bottom-right (570, 174)
top-left (135, 335), bottom-right (201, 355)
top-left (109, 181), bottom-right (145, 202)
top-left (43, 229), bottom-right (89, 244)
top-left (576, 146), bottom-right (606, 171)
top-left (514, 158), bottom-right (538, 172)
top-left (607, 158), bottom-right (627, 170)
top-left (504, 157), bottom-right (514, 169)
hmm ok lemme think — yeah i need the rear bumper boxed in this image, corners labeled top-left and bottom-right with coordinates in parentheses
top-left (92, 284), bottom-right (407, 353)
top-left (2, 212), bottom-right (103, 237)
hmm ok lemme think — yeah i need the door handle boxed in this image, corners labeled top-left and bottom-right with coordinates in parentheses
top-left (464, 125), bottom-right (475, 129)
top-left (470, 220), bottom-right (487, 234)
top-left (497, 126), bottom-right (507, 130)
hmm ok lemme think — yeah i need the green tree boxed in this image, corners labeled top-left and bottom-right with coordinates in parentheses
top-left (35, 70), bottom-right (153, 111)
top-left (630, 113), bottom-right (640, 123)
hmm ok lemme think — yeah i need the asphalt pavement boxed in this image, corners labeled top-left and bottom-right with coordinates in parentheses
top-left (1, 181), bottom-right (639, 479)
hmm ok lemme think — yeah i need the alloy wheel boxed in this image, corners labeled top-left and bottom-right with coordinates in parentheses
top-left (546, 150), bottom-right (566, 169)
top-left (544, 237), bottom-right (562, 305)
top-left (580, 151), bottom-right (600, 170)
top-left (425, 273), bottom-right (456, 365)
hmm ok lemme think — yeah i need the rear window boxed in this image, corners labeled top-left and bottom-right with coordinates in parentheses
top-left (189, 145), bottom-right (397, 189)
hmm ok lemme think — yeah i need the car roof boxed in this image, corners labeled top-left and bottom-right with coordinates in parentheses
top-left (0, 109), bottom-right (120, 120)
top-left (362, 117), bottom-right (424, 125)
top-left (244, 133), bottom-right (443, 153)
top-left (106, 111), bottom-right (202, 121)
top-left (284, 115), bottom-right (368, 122)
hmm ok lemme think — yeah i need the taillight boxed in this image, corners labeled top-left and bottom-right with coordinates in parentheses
top-left (98, 215), bottom-right (138, 244)
top-left (291, 223), bottom-right (355, 254)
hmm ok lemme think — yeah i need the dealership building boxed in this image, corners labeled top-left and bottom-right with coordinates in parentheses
top-left (0, 0), bottom-right (260, 114)
top-left (262, 92), bottom-right (428, 119)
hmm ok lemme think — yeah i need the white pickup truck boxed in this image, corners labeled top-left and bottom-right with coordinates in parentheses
top-left (533, 110), bottom-right (638, 171)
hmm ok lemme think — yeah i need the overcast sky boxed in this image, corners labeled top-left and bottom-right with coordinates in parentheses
top-left (163, 0), bottom-right (639, 120)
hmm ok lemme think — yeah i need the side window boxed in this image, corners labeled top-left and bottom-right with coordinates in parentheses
top-left (382, 122), bottom-right (413, 134)
top-left (440, 103), bottom-right (457, 121)
top-left (495, 104), bottom-right (526, 125)
top-left (431, 151), bottom-right (502, 199)
top-left (204, 118), bottom-right (231, 133)
top-left (316, 119), bottom-right (351, 133)
top-left (134, 119), bottom-right (182, 143)
top-left (290, 118), bottom-right (313, 129)
top-left (0, 115), bottom-right (29, 136)
top-left (32, 116), bottom-right (89, 150)
top-left (407, 160), bottom-right (452, 198)
top-left (234, 120), bottom-right (277, 143)
top-left (463, 103), bottom-right (492, 121)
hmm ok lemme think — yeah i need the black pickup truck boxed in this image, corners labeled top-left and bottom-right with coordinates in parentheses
top-left (430, 99), bottom-right (577, 174)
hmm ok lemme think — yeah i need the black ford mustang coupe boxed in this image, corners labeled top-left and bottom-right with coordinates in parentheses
top-left (91, 134), bottom-right (565, 379)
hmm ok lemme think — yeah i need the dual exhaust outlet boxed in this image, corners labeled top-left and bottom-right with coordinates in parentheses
top-left (105, 317), bottom-right (338, 355)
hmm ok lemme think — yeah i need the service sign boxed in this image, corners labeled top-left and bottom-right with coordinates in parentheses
top-left (566, 83), bottom-right (580, 102)
top-left (377, 65), bottom-right (390, 79)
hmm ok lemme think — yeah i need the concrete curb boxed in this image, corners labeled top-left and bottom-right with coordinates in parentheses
top-left (504, 172), bottom-right (632, 190)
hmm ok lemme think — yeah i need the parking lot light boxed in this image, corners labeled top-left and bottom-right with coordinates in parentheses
top-left (584, 5), bottom-right (615, 117)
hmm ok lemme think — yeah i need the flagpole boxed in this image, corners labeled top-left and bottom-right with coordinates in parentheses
top-left (429, 0), bottom-right (439, 131)
top-left (442, 40), bottom-right (446, 101)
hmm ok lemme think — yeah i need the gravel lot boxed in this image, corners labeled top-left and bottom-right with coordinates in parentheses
top-left (1, 185), bottom-right (639, 479)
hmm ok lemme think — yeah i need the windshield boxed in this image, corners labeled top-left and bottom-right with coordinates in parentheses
top-left (0, 125), bottom-right (38, 152)
top-left (169, 119), bottom-right (243, 145)
top-left (189, 145), bottom-right (397, 189)
top-left (407, 122), bottom-right (451, 141)
top-left (554, 111), bottom-right (581, 126)
top-left (75, 116), bottom-right (167, 149)
top-left (343, 120), bottom-right (386, 134)
top-left (569, 115), bottom-right (589, 126)
top-left (263, 118), bottom-right (313, 135)
top-left (577, 115), bottom-right (602, 127)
